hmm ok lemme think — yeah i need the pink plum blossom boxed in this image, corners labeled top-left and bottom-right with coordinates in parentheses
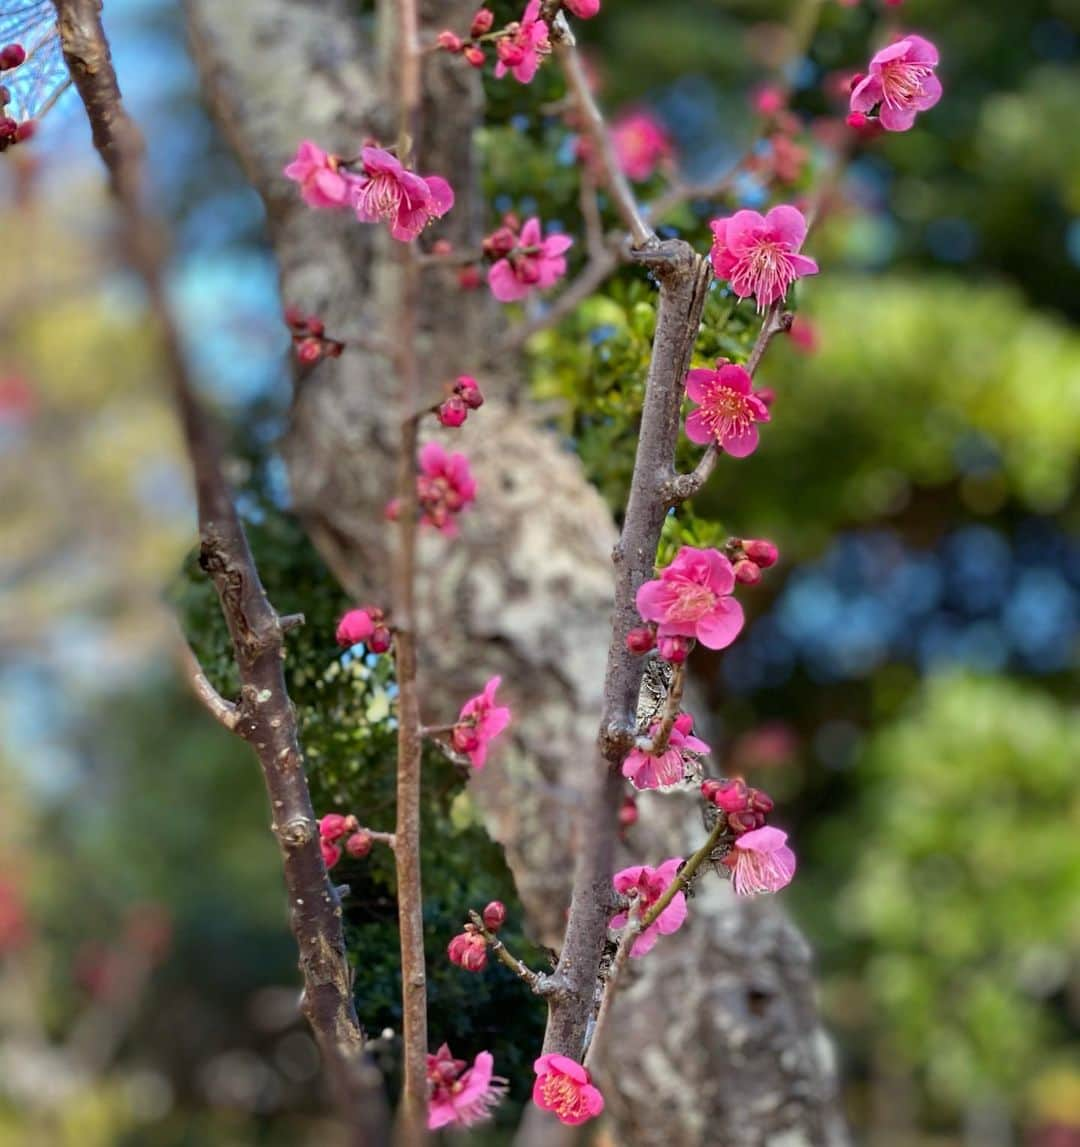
top-left (428, 1045), bottom-right (507, 1130)
top-left (494, 0), bottom-right (550, 84)
top-left (728, 826), bottom-right (796, 895)
top-left (335, 608), bottom-right (375, 647)
top-left (318, 813), bottom-right (354, 843)
top-left (684, 361), bottom-right (771, 458)
top-left (850, 35), bottom-right (941, 132)
top-left (564, 0), bottom-right (600, 17)
top-left (350, 146), bottom-right (454, 241)
top-left (417, 441), bottom-right (477, 534)
top-left (622, 713), bottom-right (711, 791)
top-left (283, 141), bottom-right (354, 209)
top-left (610, 858), bottom-right (688, 957)
top-left (635, 546), bottom-right (745, 651)
top-left (532, 1054), bottom-right (605, 1125)
top-left (488, 217), bottom-right (573, 302)
top-left (611, 110), bottom-right (672, 181)
top-left (709, 205), bottom-right (819, 310)
top-left (452, 676), bottom-right (511, 769)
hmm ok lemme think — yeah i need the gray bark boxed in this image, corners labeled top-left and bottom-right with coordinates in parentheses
top-left (183, 2), bottom-right (849, 1142)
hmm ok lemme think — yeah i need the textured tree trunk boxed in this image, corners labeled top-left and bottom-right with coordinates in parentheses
top-left (184, 2), bottom-right (849, 1142)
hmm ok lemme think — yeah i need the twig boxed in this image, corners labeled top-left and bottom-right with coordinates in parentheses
top-left (388, 0), bottom-right (429, 1137)
top-left (636, 661), bottom-right (685, 753)
top-left (580, 897), bottom-right (637, 1071)
top-left (174, 626), bottom-right (238, 731)
top-left (466, 911), bottom-right (551, 993)
top-left (551, 14), bottom-right (654, 250)
top-left (51, 3), bottom-right (388, 1142)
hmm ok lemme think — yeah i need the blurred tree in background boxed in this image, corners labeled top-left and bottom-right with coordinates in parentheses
top-left (1, 0), bottom-right (1078, 1142)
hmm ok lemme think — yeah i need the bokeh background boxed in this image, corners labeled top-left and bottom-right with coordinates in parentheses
top-left (1, 0), bottom-right (1078, 1143)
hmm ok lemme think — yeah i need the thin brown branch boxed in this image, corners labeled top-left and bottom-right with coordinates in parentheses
top-left (637, 661), bottom-right (685, 752)
top-left (466, 911), bottom-right (551, 994)
top-left (540, 241), bottom-right (712, 1060)
top-left (174, 626), bottom-right (238, 732)
top-left (389, 0), bottom-right (429, 1137)
top-left (551, 14), bottom-right (654, 250)
top-left (581, 896), bottom-right (637, 1072)
top-left (51, 3), bottom-right (388, 1142)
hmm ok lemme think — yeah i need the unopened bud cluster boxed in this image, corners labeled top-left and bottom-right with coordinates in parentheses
top-left (700, 778), bottom-right (774, 835)
top-left (447, 900), bottom-right (506, 973)
top-left (437, 375), bottom-right (484, 427)
top-left (284, 305), bottom-right (345, 365)
top-left (0, 45), bottom-right (34, 153)
top-left (318, 813), bottom-right (374, 869)
top-left (335, 606), bottom-right (392, 654)
top-left (724, 537), bottom-right (779, 586)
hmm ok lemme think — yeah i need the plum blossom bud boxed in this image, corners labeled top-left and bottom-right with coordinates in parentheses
top-left (744, 539), bottom-right (779, 568)
top-left (369, 625), bottom-right (393, 655)
top-left (296, 337), bottom-right (323, 364)
top-left (470, 8), bottom-right (494, 36)
top-left (564, 0), bottom-right (600, 17)
top-left (0, 44), bottom-right (26, 71)
top-left (464, 45), bottom-right (486, 67)
top-left (437, 30), bottom-right (463, 51)
top-left (452, 724), bottom-right (482, 754)
top-left (455, 375), bottom-right (484, 409)
top-left (748, 788), bottom-right (774, 815)
top-left (432, 238), bottom-right (454, 256)
top-left (753, 85), bottom-right (786, 115)
top-left (457, 266), bottom-right (482, 290)
top-left (438, 395), bottom-right (469, 427)
top-left (618, 795), bottom-right (639, 829)
top-left (319, 813), bottom-right (351, 842)
top-left (336, 607), bottom-right (376, 647)
top-left (657, 634), bottom-right (692, 663)
top-left (482, 901), bottom-right (507, 931)
top-left (712, 778), bottom-right (749, 813)
top-left (345, 830), bottom-right (373, 858)
top-left (700, 779), bottom-right (722, 803)
top-left (727, 810), bottom-right (759, 834)
top-left (321, 840), bottom-right (342, 869)
top-left (625, 626), bottom-right (656, 654)
top-left (733, 559), bottom-right (761, 585)
top-left (483, 226), bottom-right (518, 258)
top-left (448, 928), bottom-right (488, 971)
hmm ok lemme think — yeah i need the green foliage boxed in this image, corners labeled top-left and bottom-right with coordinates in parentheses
top-left (812, 674), bottom-right (1080, 1112)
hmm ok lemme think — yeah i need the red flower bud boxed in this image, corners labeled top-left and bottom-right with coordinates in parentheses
top-left (846, 112), bottom-right (869, 129)
top-left (452, 724), bottom-right (482, 754)
top-left (657, 634), bottom-right (692, 663)
top-left (306, 317), bottom-right (325, 338)
top-left (700, 779), bottom-right (722, 802)
top-left (336, 607), bottom-right (376, 647)
top-left (712, 778), bottom-right (749, 814)
top-left (457, 266), bottom-right (482, 290)
top-left (345, 830), bottom-right (373, 858)
top-left (455, 375), bottom-right (484, 409)
top-left (470, 8), bottom-right (495, 36)
top-left (447, 930), bottom-right (488, 971)
top-left (319, 813), bottom-right (351, 842)
top-left (482, 900), bottom-right (507, 931)
top-left (747, 787), bottom-right (774, 815)
top-left (0, 44), bottom-right (27, 71)
top-left (618, 795), bottom-right (639, 829)
top-left (463, 45), bottom-right (486, 68)
top-left (432, 238), bottom-right (454, 256)
top-left (726, 810), bottom-right (759, 835)
top-left (744, 539), bottom-right (779, 568)
top-left (369, 625), bottom-right (393, 655)
top-left (733, 559), bottom-right (761, 585)
top-left (482, 225), bottom-right (518, 259)
top-left (438, 394), bottom-right (469, 427)
top-left (625, 626), bottom-right (656, 654)
top-left (284, 304), bottom-right (307, 329)
top-left (437, 30), bottom-right (463, 52)
top-left (296, 337), bottom-right (323, 364)
top-left (13, 119), bottom-right (34, 143)
top-left (321, 840), bottom-right (342, 869)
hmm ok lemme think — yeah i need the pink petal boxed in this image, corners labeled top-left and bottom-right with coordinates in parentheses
top-left (736, 826), bottom-right (789, 853)
top-left (717, 363), bottom-right (752, 395)
top-left (684, 409), bottom-right (713, 445)
top-left (488, 260), bottom-right (528, 302)
top-left (685, 367), bottom-right (716, 403)
top-left (694, 597), bottom-right (744, 650)
top-left (656, 891), bottom-right (687, 936)
top-left (787, 253), bottom-right (819, 278)
top-left (850, 74), bottom-right (883, 114)
top-left (361, 146), bottom-right (402, 176)
top-left (913, 73), bottom-right (943, 111)
top-left (701, 548), bottom-right (736, 596)
top-left (424, 175), bottom-right (455, 216)
top-left (520, 217), bottom-right (542, 247)
top-left (901, 34), bottom-right (939, 65)
top-left (723, 209), bottom-right (767, 255)
top-left (870, 39), bottom-right (915, 68)
top-left (764, 204), bottom-right (808, 251)
top-left (722, 424), bottom-right (760, 458)
top-left (542, 233), bottom-right (574, 257)
top-left (879, 104), bottom-right (919, 132)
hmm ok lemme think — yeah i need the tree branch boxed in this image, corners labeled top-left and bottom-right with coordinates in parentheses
top-left (51, 3), bottom-right (388, 1142)
top-left (174, 626), bottom-right (239, 732)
